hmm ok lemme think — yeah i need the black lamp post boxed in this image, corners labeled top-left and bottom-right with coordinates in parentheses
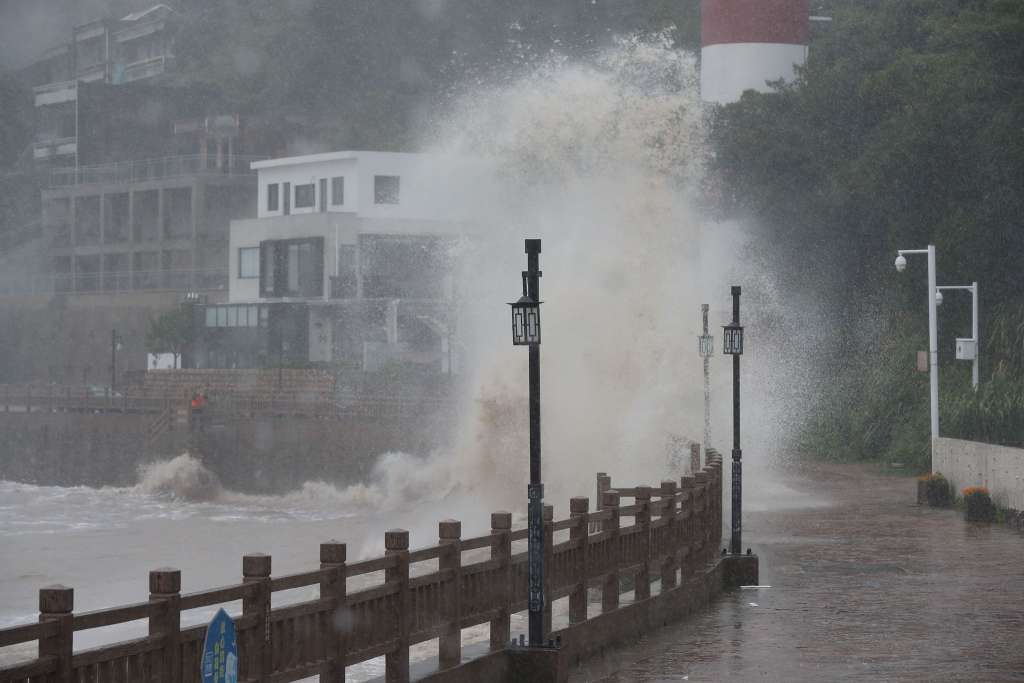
top-left (722, 286), bottom-right (744, 555)
top-left (509, 238), bottom-right (544, 647)
top-left (110, 329), bottom-right (123, 392)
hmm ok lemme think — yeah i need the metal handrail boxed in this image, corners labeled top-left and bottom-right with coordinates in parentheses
top-left (49, 154), bottom-right (265, 188)
top-left (0, 268), bottom-right (228, 297)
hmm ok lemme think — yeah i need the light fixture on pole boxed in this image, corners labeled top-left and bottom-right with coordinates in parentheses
top-left (508, 238), bottom-right (545, 647)
top-left (894, 246), bottom-right (939, 454)
top-left (111, 330), bottom-right (123, 392)
top-left (722, 286), bottom-right (744, 555)
top-left (698, 304), bottom-right (713, 460)
top-left (937, 282), bottom-right (980, 390)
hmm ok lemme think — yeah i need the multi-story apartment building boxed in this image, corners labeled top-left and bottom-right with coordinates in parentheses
top-left (192, 151), bottom-right (485, 373)
top-left (30, 4), bottom-right (179, 166)
top-left (41, 150), bottom-right (260, 296)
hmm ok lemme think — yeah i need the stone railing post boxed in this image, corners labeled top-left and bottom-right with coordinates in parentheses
top-left (438, 520), bottom-right (462, 670)
top-left (659, 481), bottom-right (678, 591)
top-left (707, 457), bottom-right (723, 552)
top-left (489, 511), bottom-right (512, 650)
top-left (593, 473), bottom-right (611, 532)
top-left (634, 486), bottom-right (651, 601)
top-left (693, 471), bottom-right (710, 565)
top-left (568, 497), bottom-right (589, 624)
top-left (38, 585), bottom-right (73, 682)
top-left (243, 553), bottom-right (272, 682)
top-left (601, 489), bottom-right (620, 613)
top-left (149, 568), bottom-right (181, 683)
top-left (543, 504), bottom-right (554, 635)
top-left (320, 541), bottom-right (346, 682)
top-left (385, 529), bottom-right (410, 683)
top-left (680, 476), bottom-right (696, 579)
top-left (690, 443), bottom-right (701, 474)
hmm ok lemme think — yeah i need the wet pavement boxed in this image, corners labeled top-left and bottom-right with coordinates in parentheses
top-left (571, 462), bottom-right (1024, 682)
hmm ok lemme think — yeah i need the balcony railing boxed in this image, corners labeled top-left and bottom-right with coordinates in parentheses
top-left (49, 154), bottom-right (264, 188)
top-left (0, 268), bottom-right (227, 297)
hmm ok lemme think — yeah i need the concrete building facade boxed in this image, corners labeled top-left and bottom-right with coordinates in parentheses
top-left (41, 155), bottom-right (258, 296)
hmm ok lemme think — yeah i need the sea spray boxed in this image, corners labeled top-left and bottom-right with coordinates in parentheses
top-left (338, 33), bottom-right (728, 513)
top-left (136, 453), bottom-right (223, 502)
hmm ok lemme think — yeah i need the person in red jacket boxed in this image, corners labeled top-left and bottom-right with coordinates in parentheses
top-left (190, 390), bottom-right (207, 432)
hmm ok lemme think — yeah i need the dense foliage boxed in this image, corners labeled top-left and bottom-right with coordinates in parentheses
top-left (711, 0), bottom-right (1024, 468)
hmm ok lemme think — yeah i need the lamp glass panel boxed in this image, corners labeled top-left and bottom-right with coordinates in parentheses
top-left (526, 305), bottom-right (540, 342)
top-left (512, 306), bottom-right (526, 344)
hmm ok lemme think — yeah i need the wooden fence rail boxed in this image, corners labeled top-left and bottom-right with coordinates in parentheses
top-left (0, 453), bottom-right (722, 683)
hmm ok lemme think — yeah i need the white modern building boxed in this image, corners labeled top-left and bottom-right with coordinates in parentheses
top-left (194, 151), bottom-right (483, 373)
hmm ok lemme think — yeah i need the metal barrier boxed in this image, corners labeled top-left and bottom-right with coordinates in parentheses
top-left (49, 154), bottom-right (264, 188)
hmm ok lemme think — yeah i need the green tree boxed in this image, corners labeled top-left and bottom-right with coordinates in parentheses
top-left (145, 308), bottom-right (194, 369)
top-left (709, 0), bottom-right (1024, 463)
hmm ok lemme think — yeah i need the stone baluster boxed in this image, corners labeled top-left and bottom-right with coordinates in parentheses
top-left (320, 541), bottom-right (347, 682)
top-left (149, 568), bottom-right (181, 683)
top-left (489, 512), bottom-right (512, 650)
top-left (568, 496), bottom-right (589, 624)
top-left (385, 529), bottom-right (410, 683)
top-left (438, 520), bottom-right (462, 670)
top-left (601, 489), bottom-right (620, 613)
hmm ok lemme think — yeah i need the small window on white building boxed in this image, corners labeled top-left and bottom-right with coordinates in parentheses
top-left (294, 183), bottom-right (315, 209)
top-left (267, 184), bottom-right (279, 212)
top-left (238, 247), bottom-right (259, 279)
top-left (374, 175), bottom-right (400, 204)
top-left (331, 176), bottom-right (344, 206)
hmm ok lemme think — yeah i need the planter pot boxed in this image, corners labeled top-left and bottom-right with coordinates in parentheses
top-left (925, 479), bottom-right (952, 508)
top-left (916, 479), bottom-right (928, 505)
top-left (965, 495), bottom-right (996, 522)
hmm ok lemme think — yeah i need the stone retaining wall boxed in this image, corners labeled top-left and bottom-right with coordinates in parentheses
top-left (933, 437), bottom-right (1024, 522)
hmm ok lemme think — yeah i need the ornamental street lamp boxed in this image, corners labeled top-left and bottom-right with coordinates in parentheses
top-left (508, 238), bottom-right (544, 647)
top-left (894, 246), bottom-right (939, 448)
top-left (698, 304), bottom-right (714, 459)
top-left (722, 286), bottom-right (744, 555)
top-left (936, 281), bottom-right (980, 390)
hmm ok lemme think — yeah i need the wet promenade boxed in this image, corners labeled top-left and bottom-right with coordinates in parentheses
top-left (571, 462), bottom-right (1024, 682)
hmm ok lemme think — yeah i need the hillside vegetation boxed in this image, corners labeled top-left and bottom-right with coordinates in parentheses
top-left (711, 0), bottom-right (1024, 467)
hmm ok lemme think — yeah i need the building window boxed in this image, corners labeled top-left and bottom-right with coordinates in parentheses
top-left (238, 247), bottom-right (259, 279)
top-left (331, 177), bottom-right (345, 206)
top-left (374, 175), bottom-right (400, 204)
top-left (267, 184), bottom-right (279, 212)
top-left (259, 237), bottom-right (324, 298)
top-left (294, 183), bottom-right (315, 209)
top-left (204, 305), bottom-right (261, 328)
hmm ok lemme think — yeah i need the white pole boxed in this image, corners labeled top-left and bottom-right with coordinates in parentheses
top-left (702, 304), bottom-right (711, 454)
top-left (972, 281), bottom-right (979, 390)
top-left (927, 245), bottom-right (939, 450)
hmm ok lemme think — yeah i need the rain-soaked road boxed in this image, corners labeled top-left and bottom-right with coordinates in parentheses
top-left (571, 462), bottom-right (1024, 682)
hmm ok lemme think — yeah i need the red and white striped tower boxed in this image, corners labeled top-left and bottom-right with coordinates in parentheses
top-left (701, 0), bottom-right (810, 105)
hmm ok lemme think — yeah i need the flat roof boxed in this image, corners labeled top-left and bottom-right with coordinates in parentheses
top-left (250, 150), bottom-right (419, 170)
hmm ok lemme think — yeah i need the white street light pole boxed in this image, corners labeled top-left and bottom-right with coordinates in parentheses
top-left (936, 282), bottom-right (979, 390)
top-left (895, 245), bottom-right (939, 446)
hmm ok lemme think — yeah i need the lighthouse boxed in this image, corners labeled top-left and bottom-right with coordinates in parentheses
top-left (700, 0), bottom-right (810, 105)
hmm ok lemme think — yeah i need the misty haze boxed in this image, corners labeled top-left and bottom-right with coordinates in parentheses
top-left (0, 2), bottom-right (1022, 682)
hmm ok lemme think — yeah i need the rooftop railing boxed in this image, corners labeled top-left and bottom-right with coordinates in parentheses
top-left (49, 154), bottom-right (264, 188)
top-left (0, 268), bottom-right (227, 298)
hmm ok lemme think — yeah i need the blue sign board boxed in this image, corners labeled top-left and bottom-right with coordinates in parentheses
top-left (201, 608), bottom-right (238, 683)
